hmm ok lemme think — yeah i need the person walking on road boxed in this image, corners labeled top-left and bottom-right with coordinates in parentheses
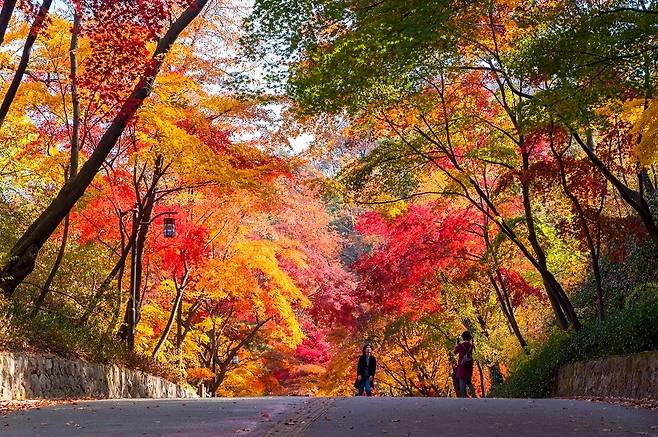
top-left (454, 331), bottom-right (476, 398)
top-left (355, 343), bottom-right (376, 396)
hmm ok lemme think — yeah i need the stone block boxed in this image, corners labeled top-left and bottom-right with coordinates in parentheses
top-left (555, 350), bottom-right (658, 400)
top-left (0, 352), bottom-right (197, 400)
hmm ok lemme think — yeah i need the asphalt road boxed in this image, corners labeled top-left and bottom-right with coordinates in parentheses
top-left (1, 397), bottom-right (657, 436)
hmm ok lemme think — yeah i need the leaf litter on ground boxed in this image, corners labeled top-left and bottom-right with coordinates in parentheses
top-left (0, 399), bottom-right (78, 416)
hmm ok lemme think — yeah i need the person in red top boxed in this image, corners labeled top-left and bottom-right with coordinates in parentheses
top-left (454, 331), bottom-right (476, 398)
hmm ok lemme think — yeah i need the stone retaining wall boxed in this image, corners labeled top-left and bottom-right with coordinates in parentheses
top-left (555, 350), bottom-right (658, 400)
top-left (0, 352), bottom-right (197, 400)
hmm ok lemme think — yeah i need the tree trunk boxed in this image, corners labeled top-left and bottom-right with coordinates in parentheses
top-left (488, 271), bottom-right (528, 348)
top-left (117, 158), bottom-right (164, 344)
top-left (551, 138), bottom-right (606, 320)
top-left (0, 0), bottom-right (209, 299)
top-left (31, 214), bottom-right (70, 315)
top-left (463, 155), bottom-right (575, 331)
top-left (0, 0), bottom-right (53, 128)
top-left (152, 271), bottom-right (188, 359)
top-left (176, 298), bottom-right (202, 352)
top-left (476, 360), bottom-right (486, 397)
top-left (151, 287), bottom-right (184, 359)
top-left (116, 207), bottom-right (148, 343)
top-left (32, 13), bottom-right (82, 316)
top-left (207, 317), bottom-right (272, 394)
top-left (520, 148), bottom-right (580, 330)
top-left (109, 253), bottom-right (127, 331)
top-left (482, 223), bottom-right (529, 348)
top-left (640, 169), bottom-right (656, 197)
top-left (124, 210), bottom-right (139, 349)
top-left (68, 10), bottom-right (81, 177)
top-left (0, 0), bottom-right (18, 46)
top-left (79, 229), bottom-right (135, 324)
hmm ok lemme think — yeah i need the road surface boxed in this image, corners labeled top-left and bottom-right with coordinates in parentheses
top-left (1, 397), bottom-right (657, 436)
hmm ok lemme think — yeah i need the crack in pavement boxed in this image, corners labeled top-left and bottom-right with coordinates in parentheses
top-left (262, 397), bottom-right (334, 437)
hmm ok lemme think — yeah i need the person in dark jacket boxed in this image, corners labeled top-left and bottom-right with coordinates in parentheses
top-left (355, 343), bottom-right (376, 396)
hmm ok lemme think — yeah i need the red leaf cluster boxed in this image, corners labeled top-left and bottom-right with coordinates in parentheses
top-left (354, 203), bottom-right (480, 315)
top-left (499, 268), bottom-right (544, 306)
top-left (77, 0), bottom-right (196, 105)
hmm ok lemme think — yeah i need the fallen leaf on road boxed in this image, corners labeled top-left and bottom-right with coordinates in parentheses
top-left (0, 399), bottom-right (68, 416)
top-left (572, 397), bottom-right (658, 411)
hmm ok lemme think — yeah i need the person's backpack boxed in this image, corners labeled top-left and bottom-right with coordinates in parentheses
top-left (460, 343), bottom-right (473, 367)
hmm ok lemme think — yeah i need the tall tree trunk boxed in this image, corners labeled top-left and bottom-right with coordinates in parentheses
top-left (117, 157), bottom-right (165, 344)
top-left (0, 0), bottom-right (18, 46)
top-left (639, 65), bottom-right (656, 197)
top-left (151, 288), bottom-right (184, 359)
top-left (550, 137), bottom-right (606, 320)
top-left (124, 210), bottom-right (139, 349)
top-left (31, 214), bottom-right (70, 315)
top-left (152, 270), bottom-right (188, 359)
top-left (520, 148), bottom-right (580, 330)
top-left (0, 0), bottom-right (209, 299)
top-left (69, 10), bottom-right (81, 177)
top-left (476, 360), bottom-right (486, 397)
top-left (109, 253), bottom-right (127, 331)
top-left (640, 170), bottom-right (656, 197)
top-left (0, 0), bottom-right (53, 128)
top-left (176, 298), bottom-right (202, 352)
top-left (488, 271), bottom-right (528, 348)
top-left (117, 199), bottom-right (151, 343)
top-left (474, 173), bottom-right (574, 330)
top-left (482, 222), bottom-right (528, 348)
top-left (32, 12), bottom-right (82, 316)
top-left (79, 229), bottom-right (135, 324)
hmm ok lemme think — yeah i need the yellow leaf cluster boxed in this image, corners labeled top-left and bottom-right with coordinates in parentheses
top-left (627, 99), bottom-right (658, 166)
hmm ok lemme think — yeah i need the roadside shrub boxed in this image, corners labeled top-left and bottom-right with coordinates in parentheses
top-left (571, 240), bottom-right (658, 321)
top-left (490, 289), bottom-right (658, 398)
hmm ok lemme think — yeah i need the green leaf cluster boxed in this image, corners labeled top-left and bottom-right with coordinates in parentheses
top-left (245, 0), bottom-right (459, 111)
top-left (511, 2), bottom-right (658, 124)
top-left (338, 138), bottom-right (423, 200)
